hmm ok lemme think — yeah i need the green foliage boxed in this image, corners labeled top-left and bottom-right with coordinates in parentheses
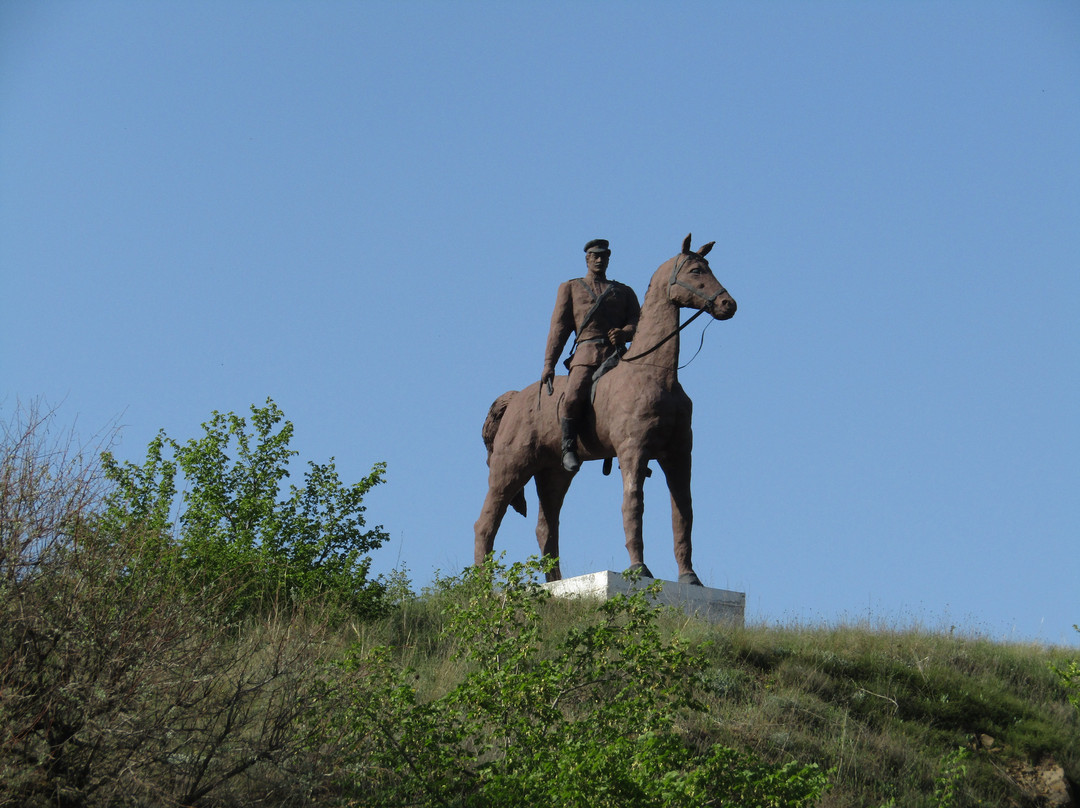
top-left (932, 747), bottom-right (970, 808)
top-left (7, 401), bottom-right (1080, 807)
top-left (324, 556), bottom-right (828, 807)
top-left (1050, 626), bottom-right (1080, 714)
top-left (1, 402), bottom-right (345, 808)
top-left (102, 398), bottom-right (388, 617)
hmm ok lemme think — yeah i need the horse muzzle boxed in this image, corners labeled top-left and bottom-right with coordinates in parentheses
top-left (709, 295), bottom-right (737, 320)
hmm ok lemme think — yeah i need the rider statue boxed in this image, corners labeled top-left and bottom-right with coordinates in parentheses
top-left (541, 238), bottom-right (641, 472)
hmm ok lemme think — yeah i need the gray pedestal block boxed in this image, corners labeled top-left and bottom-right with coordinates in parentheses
top-left (543, 571), bottom-right (745, 627)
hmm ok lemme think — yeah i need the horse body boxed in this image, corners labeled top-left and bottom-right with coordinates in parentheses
top-left (475, 235), bottom-right (736, 583)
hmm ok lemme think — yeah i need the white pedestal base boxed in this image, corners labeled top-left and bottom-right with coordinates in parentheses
top-left (543, 571), bottom-right (745, 627)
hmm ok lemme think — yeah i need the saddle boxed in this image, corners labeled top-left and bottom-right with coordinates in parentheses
top-left (590, 349), bottom-right (622, 403)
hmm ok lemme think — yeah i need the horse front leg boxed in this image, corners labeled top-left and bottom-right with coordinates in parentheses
top-left (619, 450), bottom-right (653, 577)
top-left (659, 452), bottom-right (701, 586)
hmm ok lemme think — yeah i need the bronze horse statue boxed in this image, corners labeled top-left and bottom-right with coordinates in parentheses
top-left (474, 235), bottom-right (737, 584)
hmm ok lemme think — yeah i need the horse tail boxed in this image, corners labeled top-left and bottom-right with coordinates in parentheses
top-left (481, 391), bottom-right (516, 454)
top-left (482, 391), bottom-right (528, 518)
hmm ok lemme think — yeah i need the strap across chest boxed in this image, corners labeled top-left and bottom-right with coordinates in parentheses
top-left (574, 278), bottom-right (616, 332)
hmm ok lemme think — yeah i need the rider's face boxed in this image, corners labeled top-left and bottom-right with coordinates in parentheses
top-left (586, 251), bottom-right (610, 274)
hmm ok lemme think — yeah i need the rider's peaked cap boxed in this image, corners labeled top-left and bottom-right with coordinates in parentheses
top-left (584, 239), bottom-right (610, 253)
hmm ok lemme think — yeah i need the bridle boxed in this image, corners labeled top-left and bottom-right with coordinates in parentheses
top-left (621, 254), bottom-right (727, 363)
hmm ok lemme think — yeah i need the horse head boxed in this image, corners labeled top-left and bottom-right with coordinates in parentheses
top-left (663, 233), bottom-right (737, 320)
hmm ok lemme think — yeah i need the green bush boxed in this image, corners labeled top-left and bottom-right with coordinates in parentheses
top-left (1051, 627), bottom-right (1080, 713)
top-left (0, 402), bottom-right (345, 808)
top-left (102, 398), bottom-right (388, 618)
top-left (323, 557), bottom-right (829, 807)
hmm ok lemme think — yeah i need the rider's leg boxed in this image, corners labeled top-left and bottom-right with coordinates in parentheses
top-left (560, 365), bottom-right (593, 472)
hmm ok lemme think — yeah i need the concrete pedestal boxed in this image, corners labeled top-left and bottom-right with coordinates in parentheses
top-left (543, 571), bottom-right (745, 627)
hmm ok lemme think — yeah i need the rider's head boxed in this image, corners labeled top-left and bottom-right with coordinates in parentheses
top-left (584, 239), bottom-right (610, 274)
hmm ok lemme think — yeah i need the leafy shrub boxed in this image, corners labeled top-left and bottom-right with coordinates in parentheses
top-left (0, 402), bottom-right (346, 807)
top-left (323, 557), bottom-right (828, 807)
top-left (102, 398), bottom-right (388, 618)
top-left (1050, 627), bottom-right (1080, 714)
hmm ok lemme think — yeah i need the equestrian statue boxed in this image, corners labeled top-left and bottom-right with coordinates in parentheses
top-left (474, 234), bottom-right (737, 584)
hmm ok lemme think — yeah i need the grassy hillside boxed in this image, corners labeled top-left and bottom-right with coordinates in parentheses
top-left (358, 571), bottom-right (1080, 808)
top-left (3, 543), bottom-right (1077, 806)
top-left (3, 402), bottom-right (1076, 807)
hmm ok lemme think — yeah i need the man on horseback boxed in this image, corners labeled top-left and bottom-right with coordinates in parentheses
top-left (541, 238), bottom-right (641, 473)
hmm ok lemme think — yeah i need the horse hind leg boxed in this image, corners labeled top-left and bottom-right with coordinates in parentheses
top-left (474, 463), bottom-right (532, 567)
top-left (533, 467), bottom-right (573, 582)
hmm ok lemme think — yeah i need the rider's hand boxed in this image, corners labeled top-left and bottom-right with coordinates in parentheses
top-left (608, 328), bottom-right (628, 346)
top-left (541, 367), bottom-right (554, 388)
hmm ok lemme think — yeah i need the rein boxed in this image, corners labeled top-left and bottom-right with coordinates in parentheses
top-left (621, 254), bottom-right (723, 363)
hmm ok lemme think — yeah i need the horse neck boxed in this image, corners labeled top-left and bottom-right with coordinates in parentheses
top-left (629, 268), bottom-right (682, 383)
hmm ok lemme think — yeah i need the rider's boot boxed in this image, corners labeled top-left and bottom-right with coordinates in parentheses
top-left (560, 418), bottom-right (581, 473)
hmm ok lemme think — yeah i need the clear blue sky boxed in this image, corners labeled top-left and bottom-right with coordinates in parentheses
top-left (3, 1), bottom-right (1077, 645)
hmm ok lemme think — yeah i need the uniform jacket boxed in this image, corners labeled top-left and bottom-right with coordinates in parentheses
top-left (543, 277), bottom-right (641, 373)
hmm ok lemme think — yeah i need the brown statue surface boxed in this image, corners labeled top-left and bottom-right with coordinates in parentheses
top-left (474, 234), bottom-right (737, 585)
top-left (542, 238), bottom-right (641, 473)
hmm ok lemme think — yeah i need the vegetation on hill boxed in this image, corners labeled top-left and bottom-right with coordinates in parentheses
top-left (1, 400), bottom-right (1076, 807)
top-left (100, 398), bottom-right (389, 619)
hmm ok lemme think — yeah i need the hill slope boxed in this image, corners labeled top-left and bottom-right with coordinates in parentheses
top-left (363, 566), bottom-right (1079, 808)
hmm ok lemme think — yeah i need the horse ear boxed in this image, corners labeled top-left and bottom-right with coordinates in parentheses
top-left (698, 241), bottom-right (715, 257)
top-left (681, 233), bottom-right (692, 254)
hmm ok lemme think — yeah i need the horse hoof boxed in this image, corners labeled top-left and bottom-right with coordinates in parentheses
top-left (626, 563), bottom-right (654, 579)
top-left (678, 571), bottom-right (703, 587)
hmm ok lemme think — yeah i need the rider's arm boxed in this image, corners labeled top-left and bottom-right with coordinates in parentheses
top-left (608, 284), bottom-right (641, 346)
top-left (542, 281), bottom-right (575, 382)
